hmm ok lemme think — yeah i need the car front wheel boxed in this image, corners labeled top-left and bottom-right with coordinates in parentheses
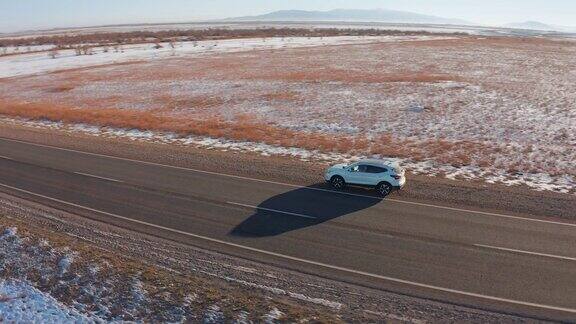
top-left (377, 182), bottom-right (393, 197)
top-left (330, 176), bottom-right (346, 190)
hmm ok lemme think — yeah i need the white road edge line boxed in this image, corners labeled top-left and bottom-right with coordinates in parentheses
top-left (227, 202), bottom-right (316, 219)
top-left (0, 155), bottom-right (14, 161)
top-left (475, 244), bottom-right (576, 262)
top-left (74, 172), bottom-right (123, 183)
top-left (2, 137), bottom-right (575, 228)
top-left (0, 182), bottom-right (575, 314)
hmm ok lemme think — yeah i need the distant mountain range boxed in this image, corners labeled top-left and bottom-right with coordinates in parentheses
top-left (504, 21), bottom-right (576, 33)
top-left (504, 21), bottom-right (558, 31)
top-left (228, 9), bottom-right (472, 26)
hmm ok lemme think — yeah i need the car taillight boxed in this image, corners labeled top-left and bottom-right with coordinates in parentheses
top-left (391, 175), bottom-right (401, 180)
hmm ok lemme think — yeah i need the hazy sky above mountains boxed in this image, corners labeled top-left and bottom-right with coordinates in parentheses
top-left (1, 0), bottom-right (575, 32)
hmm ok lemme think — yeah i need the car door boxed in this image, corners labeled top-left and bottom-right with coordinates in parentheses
top-left (365, 165), bottom-right (388, 186)
top-left (347, 164), bottom-right (371, 185)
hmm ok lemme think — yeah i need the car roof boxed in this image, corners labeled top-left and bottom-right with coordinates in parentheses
top-left (357, 159), bottom-right (400, 169)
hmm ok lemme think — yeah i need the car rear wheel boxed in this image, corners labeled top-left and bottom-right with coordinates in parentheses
top-left (330, 176), bottom-right (346, 190)
top-left (377, 182), bottom-right (393, 197)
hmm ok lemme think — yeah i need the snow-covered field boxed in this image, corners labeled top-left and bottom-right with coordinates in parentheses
top-left (0, 45), bottom-right (55, 56)
top-left (0, 227), bottom-right (100, 322)
top-left (0, 225), bottom-right (298, 322)
top-left (0, 279), bottom-right (92, 323)
top-left (0, 35), bottom-right (448, 79)
top-left (0, 35), bottom-right (575, 194)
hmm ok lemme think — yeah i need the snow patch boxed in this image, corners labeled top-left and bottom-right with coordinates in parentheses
top-left (222, 275), bottom-right (343, 310)
top-left (263, 307), bottom-right (284, 323)
top-left (57, 254), bottom-right (74, 276)
top-left (235, 310), bottom-right (251, 324)
top-left (2, 227), bottom-right (17, 238)
top-left (202, 304), bottom-right (224, 324)
top-left (0, 279), bottom-right (94, 323)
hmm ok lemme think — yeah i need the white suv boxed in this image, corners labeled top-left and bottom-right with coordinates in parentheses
top-left (324, 159), bottom-right (406, 196)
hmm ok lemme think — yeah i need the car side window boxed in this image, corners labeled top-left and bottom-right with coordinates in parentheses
top-left (357, 165), bottom-right (369, 173)
top-left (366, 166), bottom-right (387, 174)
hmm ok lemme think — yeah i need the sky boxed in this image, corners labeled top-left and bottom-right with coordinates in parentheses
top-left (1, 0), bottom-right (575, 33)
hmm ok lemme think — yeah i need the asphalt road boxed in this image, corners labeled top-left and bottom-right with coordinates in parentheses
top-left (0, 137), bottom-right (575, 321)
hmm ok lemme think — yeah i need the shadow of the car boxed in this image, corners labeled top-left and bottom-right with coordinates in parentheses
top-left (229, 184), bottom-right (383, 237)
top-left (307, 182), bottom-right (387, 198)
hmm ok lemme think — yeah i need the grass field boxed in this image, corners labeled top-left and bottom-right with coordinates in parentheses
top-left (0, 35), bottom-right (574, 193)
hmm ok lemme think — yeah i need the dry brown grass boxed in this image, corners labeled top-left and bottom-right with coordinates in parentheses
top-left (62, 46), bottom-right (461, 85)
top-left (0, 100), bottom-right (367, 152)
top-left (46, 85), bottom-right (75, 93)
top-left (267, 69), bottom-right (458, 83)
top-left (155, 95), bottom-right (226, 111)
top-left (400, 36), bottom-right (576, 67)
top-left (261, 91), bottom-right (301, 102)
top-left (0, 100), bottom-right (431, 160)
top-left (6, 36), bottom-right (569, 173)
top-left (0, 99), bottom-right (520, 172)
